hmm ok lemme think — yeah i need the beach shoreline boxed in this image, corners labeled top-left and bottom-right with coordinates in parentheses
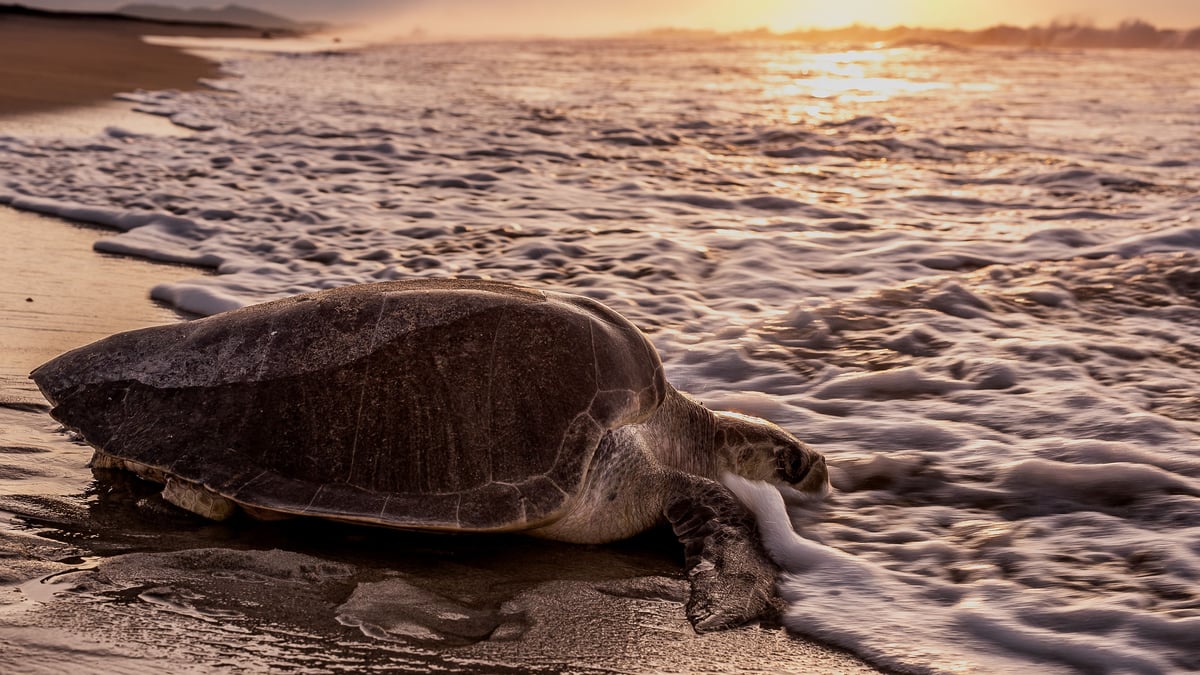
top-left (0, 7), bottom-right (274, 117)
top-left (0, 206), bottom-right (197, 404)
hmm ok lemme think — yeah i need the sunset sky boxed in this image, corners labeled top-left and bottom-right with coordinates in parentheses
top-left (29, 0), bottom-right (1200, 34)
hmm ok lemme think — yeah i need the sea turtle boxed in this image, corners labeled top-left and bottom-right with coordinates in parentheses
top-left (31, 279), bottom-right (829, 631)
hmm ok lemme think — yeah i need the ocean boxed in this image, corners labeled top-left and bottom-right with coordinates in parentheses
top-left (1, 38), bottom-right (1198, 673)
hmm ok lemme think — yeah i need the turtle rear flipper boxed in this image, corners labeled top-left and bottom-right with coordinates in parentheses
top-left (664, 473), bottom-right (780, 632)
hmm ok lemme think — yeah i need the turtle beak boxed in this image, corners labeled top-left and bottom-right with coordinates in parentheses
top-left (801, 455), bottom-right (830, 495)
top-left (777, 455), bottom-right (830, 505)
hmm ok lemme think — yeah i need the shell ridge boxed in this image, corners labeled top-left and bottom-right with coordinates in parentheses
top-left (236, 469), bottom-right (270, 496)
top-left (493, 480), bottom-right (527, 524)
top-left (301, 485), bottom-right (325, 513)
top-left (483, 305), bottom-right (511, 485)
top-left (345, 296), bottom-right (391, 484)
top-left (588, 317), bottom-right (600, 388)
top-left (113, 384), bottom-right (135, 447)
top-left (548, 410), bottom-right (591, 474)
top-left (226, 474), bottom-right (564, 531)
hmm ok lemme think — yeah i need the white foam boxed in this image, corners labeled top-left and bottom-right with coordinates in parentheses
top-left (999, 458), bottom-right (1200, 503)
top-left (726, 474), bottom-right (1199, 674)
top-left (149, 283), bottom-right (245, 316)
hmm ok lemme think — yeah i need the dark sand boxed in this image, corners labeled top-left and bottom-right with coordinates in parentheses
top-left (0, 9), bottom-right (264, 116)
top-left (0, 16), bottom-right (879, 671)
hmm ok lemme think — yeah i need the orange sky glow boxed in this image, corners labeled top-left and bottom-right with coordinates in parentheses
top-left (344, 0), bottom-right (1200, 39)
top-left (722, 0), bottom-right (1200, 31)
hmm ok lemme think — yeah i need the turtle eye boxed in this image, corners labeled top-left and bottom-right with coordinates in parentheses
top-left (775, 447), bottom-right (811, 484)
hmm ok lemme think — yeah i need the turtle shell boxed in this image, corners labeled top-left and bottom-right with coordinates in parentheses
top-left (31, 279), bottom-right (667, 531)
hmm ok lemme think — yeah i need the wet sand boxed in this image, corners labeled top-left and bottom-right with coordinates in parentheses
top-left (0, 8), bottom-right (265, 116)
top-left (0, 207), bottom-right (196, 403)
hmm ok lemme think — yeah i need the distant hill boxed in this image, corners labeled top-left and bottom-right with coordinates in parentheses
top-left (0, 3), bottom-right (280, 31)
top-left (116, 3), bottom-right (300, 30)
top-left (779, 19), bottom-right (1200, 49)
top-left (645, 19), bottom-right (1200, 50)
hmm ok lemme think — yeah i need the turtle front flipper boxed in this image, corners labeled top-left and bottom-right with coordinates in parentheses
top-left (663, 473), bottom-right (780, 632)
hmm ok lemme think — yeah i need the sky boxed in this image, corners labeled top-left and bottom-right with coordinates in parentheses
top-left (26, 0), bottom-right (1200, 35)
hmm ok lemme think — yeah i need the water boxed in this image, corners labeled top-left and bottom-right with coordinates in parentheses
top-left (1, 38), bottom-right (1198, 673)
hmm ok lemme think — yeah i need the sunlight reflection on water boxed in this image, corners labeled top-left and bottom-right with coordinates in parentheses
top-left (759, 48), bottom-right (996, 115)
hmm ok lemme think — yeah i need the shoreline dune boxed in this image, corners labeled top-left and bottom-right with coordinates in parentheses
top-left (0, 8), bottom-right (268, 116)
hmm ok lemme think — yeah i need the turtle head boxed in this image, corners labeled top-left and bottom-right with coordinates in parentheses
top-left (714, 411), bottom-right (830, 503)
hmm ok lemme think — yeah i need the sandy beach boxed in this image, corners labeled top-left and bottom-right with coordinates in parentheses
top-left (0, 12), bottom-right (879, 674)
top-left (0, 208), bottom-right (198, 403)
top-left (0, 7), bottom-right (268, 115)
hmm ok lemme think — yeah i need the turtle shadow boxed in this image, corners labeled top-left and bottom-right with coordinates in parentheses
top-left (6, 467), bottom-right (689, 653)
top-left (79, 465), bottom-right (682, 578)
